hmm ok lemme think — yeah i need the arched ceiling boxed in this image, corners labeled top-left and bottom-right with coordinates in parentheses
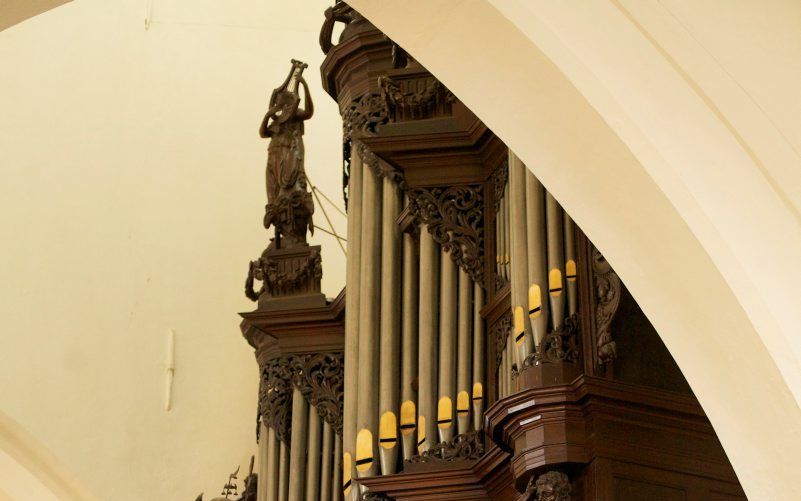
top-left (0, 0), bottom-right (71, 32)
top-left (347, 1), bottom-right (801, 499)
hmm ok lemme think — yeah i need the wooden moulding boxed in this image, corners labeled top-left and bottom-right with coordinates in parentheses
top-left (240, 287), bottom-right (346, 366)
top-left (484, 375), bottom-right (741, 493)
top-left (358, 444), bottom-right (518, 501)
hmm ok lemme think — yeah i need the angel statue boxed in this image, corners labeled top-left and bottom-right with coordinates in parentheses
top-left (259, 59), bottom-right (315, 248)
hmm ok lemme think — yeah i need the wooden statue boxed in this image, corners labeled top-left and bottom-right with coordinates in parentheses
top-left (259, 59), bottom-right (315, 249)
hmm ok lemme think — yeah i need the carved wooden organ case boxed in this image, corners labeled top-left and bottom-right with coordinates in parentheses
top-left (240, 4), bottom-right (747, 501)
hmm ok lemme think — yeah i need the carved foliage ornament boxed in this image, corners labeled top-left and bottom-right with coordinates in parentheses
top-left (258, 352), bottom-right (344, 444)
top-left (492, 311), bottom-right (512, 371)
top-left (592, 247), bottom-right (621, 366)
top-left (407, 430), bottom-right (485, 463)
top-left (341, 93), bottom-right (389, 208)
top-left (408, 185), bottom-right (484, 286)
top-left (245, 247), bottom-right (322, 302)
top-left (523, 313), bottom-right (580, 367)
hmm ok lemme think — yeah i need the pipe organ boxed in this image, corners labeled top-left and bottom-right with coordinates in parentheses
top-left (233, 4), bottom-right (747, 501)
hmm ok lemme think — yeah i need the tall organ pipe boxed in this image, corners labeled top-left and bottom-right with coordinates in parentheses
top-left (305, 409), bottom-right (322, 501)
top-left (456, 267), bottom-right (473, 435)
top-left (319, 422), bottom-right (333, 501)
top-left (503, 182), bottom-right (511, 281)
top-left (508, 152), bottom-right (533, 363)
top-left (260, 424), bottom-right (279, 501)
top-left (342, 147), bottom-right (363, 499)
top-left (438, 248), bottom-right (458, 443)
top-left (400, 220), bottom-right (419, 461)
top-left (525, 171), bottom-right (548, 347)
top-left (356, 162), bottom-right (382, 481)
top-left (472, 284), bottom-right (485, 431)
top-left (418, 227), bottom-right (439, 453)
top-left (564, 214), bottom-right (578, 316)
top-left (288, 389), bottom-right (308, 501)
top-left (278, 440), bottom-right (289, 501)
top-left (332, 435), bottom-right (342, 501)
top-left (546, 192), bottom-right (566, 330)
top-left (379, 177), bottom-right (401, 474)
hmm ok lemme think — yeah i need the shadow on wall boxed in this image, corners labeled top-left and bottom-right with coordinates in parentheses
top-left (0, 409), bottom-right (95, 501)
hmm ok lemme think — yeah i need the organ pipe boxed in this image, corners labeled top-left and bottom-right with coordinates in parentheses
top-left (320, 422), bottom-right (333, 501)
top-left (418, 226), bottom-right (439, 453)
top-left (546, 192), bottom-right (566, 330)
top-left (342, 147), bottom-right (363, 499)
top-left (356, 162), bottom-right (382, 481)
top-left (278, 440), bottom-right (289, 501)
top-left (437, 246), bottom-right (458, 443)
top-left (304, 409), bottom-right (322, 501)
top-left (564, 214), bottom-right (578, 316)
top-left (379, 177), bottom-right (402, 475)
top-left (472, 284), bottom-right (485, 431)
top-left (400, 220), bottom-right (419, 461)
top-left (525, 170), bottom-right (548, 346)
top-left (509, 152), bottom-right (534, 364)
top-left (332, 435), bottom-right (342, 501)
top-left (288, 389), bottom-right (308, 501)
top-left (456, 267), bottom-right (472, 435)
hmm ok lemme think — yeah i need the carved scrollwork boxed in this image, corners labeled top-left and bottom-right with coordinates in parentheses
top-left (592, 247), bottom-right (621, 366)
top-left (359, 493), bottom-right (394, 501)
top-left (379, 75), bottom-right (454, 122)
top-left (258, 352), bottom-right (344, 444)
top-left (517, 471), bottom-right (572, 501)
top-left (246, 247), bottom-right (322, 302)
top-left (288, 352), bottom-right (345, 435)
top-left (493, 160), bottom-right (509, 215)
top-left (408, 185), bottom-right (484, 286)
top-left (343, 93), bottom-right (389, 144)
top-left (259, 357), bottom-right (294, 445)
top-left (407, 430), bottom-right (484, 463)
top-left (523, 314), bottom-right (580, 367)
top-left (491, 311), bottom-right (512, 371)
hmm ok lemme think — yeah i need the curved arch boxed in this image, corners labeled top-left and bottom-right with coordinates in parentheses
top-left (0, 410), bottom-right (95, 501)
top-left (347, 1), bottom-right (801, 499)
top-left (0, 0), bottom-right (72, 32)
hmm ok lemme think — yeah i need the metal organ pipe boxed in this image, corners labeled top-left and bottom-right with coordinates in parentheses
top-left (305, 409), bottom-right (322, 501)
top-left (400, 212), bottom-right (419, 461)
top-left (509, 152), bottom-right (533, 365)
top-left (472, 283), bottom-right (485, 430)
top-left (417, 226), bottom-right (439, 453)
top-left (546, 192), bottom-right (566, 330)
top-left (525, 170), bottom-right (548, 347)
top-left (288, 389), bottom-right (308, 501)
top-left (437, 246), bottom-right (458, 444)
top-left (320, 422), bottom-right (333, 501)
top-left (564, 214), bottom-right (578, 316)
top-left (278, 440), bottom-right (289, 501)
top-left (456, 267), bottom-right (473, 435)
top-left (379, 176), bottom-right (402, 475)
top-left (342, 147), bottom-right (363, 500)
top-left (356, 162), bottom-right (382, 482)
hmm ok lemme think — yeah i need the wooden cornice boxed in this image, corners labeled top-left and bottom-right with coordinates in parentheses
top-left (240, 288), bottom-right (346, 365)
top-left (358, 445), bottom-right (517, 501)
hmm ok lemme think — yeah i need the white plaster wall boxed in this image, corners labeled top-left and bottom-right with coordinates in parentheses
top-left (0, 1), bottom-right (346, 500)
top-left (347, 1), bottom-right (801, 499)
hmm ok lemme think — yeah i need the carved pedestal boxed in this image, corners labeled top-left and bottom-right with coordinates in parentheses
top-left (252, 244), bottom-right (326, 311)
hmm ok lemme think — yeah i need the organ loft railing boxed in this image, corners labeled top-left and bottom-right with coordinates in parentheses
top-left (229, 3), bottom-right (746, 501)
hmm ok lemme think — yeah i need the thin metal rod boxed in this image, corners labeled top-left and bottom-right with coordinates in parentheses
top-left (310, 182), bottom-right (347, 256)
top-left (313, 185), bottom-right (348, 218)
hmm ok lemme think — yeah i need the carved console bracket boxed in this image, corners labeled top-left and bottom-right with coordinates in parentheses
top-left (258, 352), bottom-right (344, 444)
top-left (591, 247), bottom-right (621, 367)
